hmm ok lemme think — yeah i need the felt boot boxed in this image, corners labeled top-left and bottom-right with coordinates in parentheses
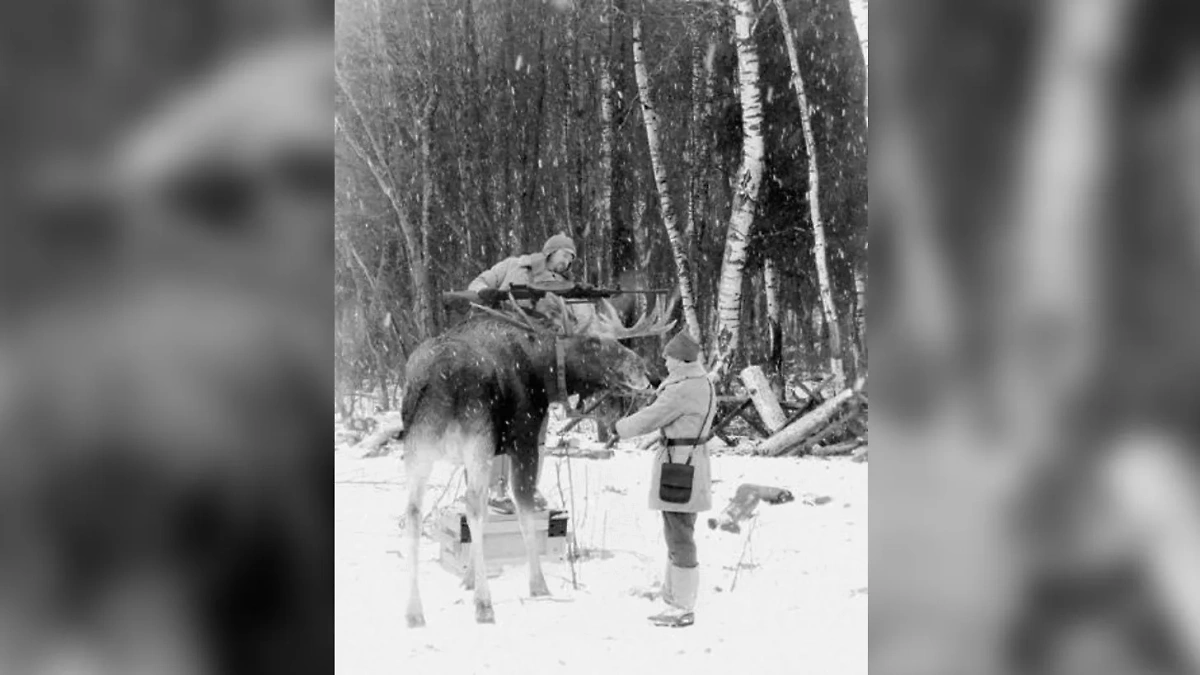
top-left (660, 561), bottom-right (673, 600)
top-left (648, 565), bottom-right (698, 627)
top-left (648, 607), bottom-right (695, 627)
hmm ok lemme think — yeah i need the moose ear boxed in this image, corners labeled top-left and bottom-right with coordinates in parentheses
top-left (534, 295), bottom-right (559, 319)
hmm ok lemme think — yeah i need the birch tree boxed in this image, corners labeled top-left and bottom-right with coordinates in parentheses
top-left (773, 0), bottom-right (844, 387)
top-left (597, 25), bottom-right (615, 285)
top-left (632, 15), bottom-right (702, 340)
top-left (710, 0), bottom-right (766, 381)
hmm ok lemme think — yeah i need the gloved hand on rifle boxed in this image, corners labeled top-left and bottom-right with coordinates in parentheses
top-left (476, 288), bottom-right (504, 305)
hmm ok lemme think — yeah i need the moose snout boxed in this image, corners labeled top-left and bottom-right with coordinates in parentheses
top-left (631, 372), bottom-right (651, 390)
top-left (624, 368), bottom-right (652, 391)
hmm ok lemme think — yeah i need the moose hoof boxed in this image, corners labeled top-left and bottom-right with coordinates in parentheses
top-left (462, 576), bottom-right (475, 591)
top-left (406, 614), bottom-right (426, 628)
top-left (475, 602), bottom-right (495, 624)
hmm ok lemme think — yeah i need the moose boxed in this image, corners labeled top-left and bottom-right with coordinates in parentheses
top-left (401, 294), bottom-right (675, 626)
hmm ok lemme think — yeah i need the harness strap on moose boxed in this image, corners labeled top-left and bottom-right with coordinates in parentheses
top-left (554, 339), bottom-right (568, 405)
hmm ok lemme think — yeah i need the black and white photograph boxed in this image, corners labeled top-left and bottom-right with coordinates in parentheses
top-left (334, 0), bottom-right (867, 671)
top-left (10, 1), bottom-right (1200, 674)
top-left (2, 3), bottom-right (333, 674)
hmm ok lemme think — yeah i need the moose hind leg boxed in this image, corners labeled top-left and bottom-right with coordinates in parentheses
top-left (463, 441), bottom-right (496, 623)
top-left (511, 451), bottom-right (550, 597)
top-left (404, 446), bottom-right (434, 628)
top-left (460, 464), bottom-right (475, 591)
top-left (462, 546), bottom-right (475, 590)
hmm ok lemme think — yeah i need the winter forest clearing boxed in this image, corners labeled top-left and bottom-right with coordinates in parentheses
top-left (336, 0), bottom-right (867, 666)
top-left (336, 408), bottom-right (866, 674)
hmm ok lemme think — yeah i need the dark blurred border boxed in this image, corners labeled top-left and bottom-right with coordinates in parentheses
top-left (872, 1), bottom-right (1200, 673)
top-left (0, 3), bottom-right (334, 675)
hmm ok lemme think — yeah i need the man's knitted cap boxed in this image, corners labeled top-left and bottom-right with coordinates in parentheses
top-left (662, 331), bottom-right (700, 362)
top-left (542, 234), bottom-right (576, 256)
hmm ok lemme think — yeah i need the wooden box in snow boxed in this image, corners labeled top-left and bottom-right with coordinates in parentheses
top-left (434, 508), bottom-right (568, 576)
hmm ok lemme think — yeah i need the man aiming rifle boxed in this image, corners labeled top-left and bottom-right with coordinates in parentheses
top-left (455, 235), bottom-right (665, 513)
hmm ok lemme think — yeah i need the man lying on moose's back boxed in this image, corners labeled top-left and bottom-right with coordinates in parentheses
top-left (612, 330), bottom-right (716, 628)
top-left (467, 234), bottom-right (578, 514)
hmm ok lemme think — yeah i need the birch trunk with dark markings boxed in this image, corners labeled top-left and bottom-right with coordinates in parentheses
top-left (764, 257), bottom-right (783, 382)
top-left (710, 0), bottom-right (766, 381)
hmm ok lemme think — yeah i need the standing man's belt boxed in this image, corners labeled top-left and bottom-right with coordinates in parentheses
top-left (662, 437), bottom-right (707, 447)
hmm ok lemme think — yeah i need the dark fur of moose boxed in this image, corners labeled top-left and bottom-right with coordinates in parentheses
top-left (401, 303), bottom-right (669, 626)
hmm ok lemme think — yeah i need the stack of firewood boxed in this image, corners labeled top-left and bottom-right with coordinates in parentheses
top-left (738, 366), bottom-right (868, 458)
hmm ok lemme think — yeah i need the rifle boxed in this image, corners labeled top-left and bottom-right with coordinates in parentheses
top-left (511, 282), bottom-right (671, 303)
top-left (442, 281), bottom-right (670, 308)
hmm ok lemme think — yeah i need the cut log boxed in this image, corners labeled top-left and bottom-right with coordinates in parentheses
top-left (852, 445), bottom-right (869, 463)
top-left (756, 385), bottom-right (861, 457)
top-left (710, 397), bottom-right (754, 439)
top-left (707, 483), bottom-right (796, 533)
top-left (788, 402), bottom-right (865, 456)
top-left (352, 416), bottom-right (405, 458)
top-left (811, 439), bottom-right (864, 457)
top-left (739, 365), bottom-right (788, 433)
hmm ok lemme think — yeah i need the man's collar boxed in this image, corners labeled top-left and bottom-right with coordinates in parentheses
top-left (658, 360), bottom-right (708, 389)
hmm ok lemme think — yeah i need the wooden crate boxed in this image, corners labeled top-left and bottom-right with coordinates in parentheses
top-left (434, 508), bottom-right (568, 577)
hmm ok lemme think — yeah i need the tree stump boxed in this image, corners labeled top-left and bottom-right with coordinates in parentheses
top-left (739, 365), bottom-right (788, 433)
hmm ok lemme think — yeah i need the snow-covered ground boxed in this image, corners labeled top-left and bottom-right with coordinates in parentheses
top-left (335, 419), bottom-right (867, 675)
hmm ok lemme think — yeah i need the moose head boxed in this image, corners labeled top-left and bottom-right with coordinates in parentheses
top-left (525, 292), bottom-right (677, 398)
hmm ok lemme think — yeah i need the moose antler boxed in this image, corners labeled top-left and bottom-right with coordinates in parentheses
top-left (528, 291), bottom-right (678, 340)
top-left (587, 294), bottom-right (677, 340)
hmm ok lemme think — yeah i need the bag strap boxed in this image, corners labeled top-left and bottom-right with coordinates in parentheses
top-left (669, 379), bottom-right (718, 466)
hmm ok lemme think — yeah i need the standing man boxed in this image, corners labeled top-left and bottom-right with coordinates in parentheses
top-left (468, 234), bottom-right (577, 512)
top-left (613, 330), bottom-right (716, 628)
